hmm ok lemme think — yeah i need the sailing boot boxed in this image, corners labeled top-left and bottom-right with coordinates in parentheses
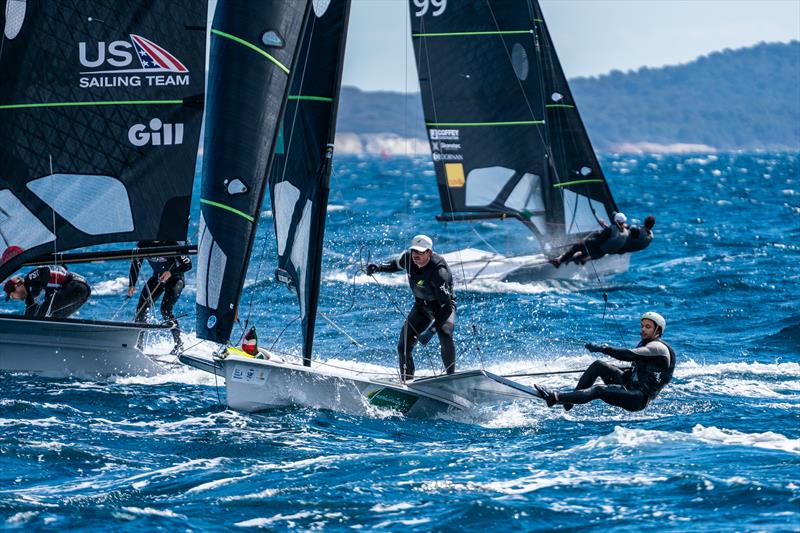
top-left (169, 324), bottom-right (183, 355)
top-left (534, 384), bottom-right (558, 408)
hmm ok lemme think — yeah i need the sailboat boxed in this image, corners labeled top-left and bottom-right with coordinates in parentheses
top-left (410, 0), bottom-right (629, 283)
top-left (0, 1), bottom-right (207, 376)
top-left (180, 0), bottom-right (543, 417)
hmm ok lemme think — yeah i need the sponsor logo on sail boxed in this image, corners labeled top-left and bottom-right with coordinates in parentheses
top-left (432, 152), bottom-right (464, 162)
top-left (429, 128), bottom-right (459, 141)
top-left (128, 119), bottom-right (184, 147)
top-left (79, 34), bottom-right (190, 88)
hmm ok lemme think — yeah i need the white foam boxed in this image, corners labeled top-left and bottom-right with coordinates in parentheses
top-left (691, 424), bottom-right (800, 454)
top-left (92, 276), bottom-right (128, 296)
top-left (370, 502), bottom-right (415, 513)
top-left (676, 360), bottom-right (800, 378)
top-left (6, 512), bottom-right (38, 525)
top-left (186, 477), bottom-right (243, 494)
top-left (121, 507), bottom-right (185, 519)
top-left (235, 511), bottom-right (313, 527)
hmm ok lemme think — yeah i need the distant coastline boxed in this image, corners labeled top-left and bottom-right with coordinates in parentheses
top-left (335, 41), bottom-right (800, 155)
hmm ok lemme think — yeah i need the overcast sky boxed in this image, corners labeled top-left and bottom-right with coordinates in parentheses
top-left (342, 0), bottom-right (800, 92)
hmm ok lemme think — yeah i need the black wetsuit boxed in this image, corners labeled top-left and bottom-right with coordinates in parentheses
top-left (618, 226), bottom-right (653, 253)
top-left (557, 338), bottom-right (676, 412)
top-left (376, 251), bottom-right (456, 380)
top-left (22, 265), bottom-right (90, 318)
top-left (559, 223), bottom-right (629, 264)
top-left (130, 241), bottom-right (192, 346)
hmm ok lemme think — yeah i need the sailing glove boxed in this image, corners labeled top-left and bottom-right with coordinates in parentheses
top-left (585, 342), bottom-right (607, 353)
top-left (366, 263), bottom-right (379, 275)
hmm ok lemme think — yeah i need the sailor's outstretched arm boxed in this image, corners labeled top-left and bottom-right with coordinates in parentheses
top-left (590, 342), bottom-right (669, 369)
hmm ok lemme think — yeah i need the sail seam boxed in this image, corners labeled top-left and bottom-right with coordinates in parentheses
top-left (425, 120), bottom-right (544, 126)
top-left (552, 179), bottom-right (604, 188)
top-left (412, 30), bottom-right (532, 38)
top-left (545, 104), bottom-right (575, 109)
top-left (200, 199), bottom-right (254, 222)
top-left (0, 100), bottom-right (182, 110)
top-left (211, 28), bottom-right (290, 74)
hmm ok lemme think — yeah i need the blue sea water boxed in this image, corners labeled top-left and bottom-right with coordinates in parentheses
top-left (1, 152), bottom-right (799, 531)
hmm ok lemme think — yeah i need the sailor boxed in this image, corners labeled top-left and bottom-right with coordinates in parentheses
top-left (3, 265), bottom-right (91, 318)
top-left (367, 235), bottom-right (456, 382)
top-left (535, 311), bottom-right (675, 412)
top-left (128, 240), bottom-right (192, 354)
top-left (616, 215), bottom-right (655, 254)
top-left (550, 212), bottom-right (629, 267)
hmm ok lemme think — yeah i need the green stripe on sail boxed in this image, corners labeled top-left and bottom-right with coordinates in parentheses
top-left (0, 100), bottom-right (182, 110)
top-left (426, 120), bottom-right (544, 127)
top-left (211, 28), bottom-right (290, 74)
top-left (288, 95), bottom-right (333, 102)
top-left (553, 179), bottom-right (604, 188)
top-left (200, 199), bottom-right (254, 222)
top-left (412, 29), bottom-right (531, 38)
top-left (546, 104), bottom-right (575, 109)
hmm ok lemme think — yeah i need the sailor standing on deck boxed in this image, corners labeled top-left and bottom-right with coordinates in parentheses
top-left (535, 312), bottom-right (675, 412)
top-left (367, 235), bottom-right (456, 382)
top-left (3, 265), bottom-right (90, 318)
top-left (128, 240), bottom-right (192, 354)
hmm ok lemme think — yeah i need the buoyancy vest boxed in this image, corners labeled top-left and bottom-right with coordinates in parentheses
top-left (629, 338), bottom-right (676, 398)
top-left (600, 224), bottom-right (629, 253)
top-left (624, 227), bottom-right (653, 252)
top-left (405, 253), bottom-right (454, 305)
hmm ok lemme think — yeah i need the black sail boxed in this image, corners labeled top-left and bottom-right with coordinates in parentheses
top-left (0, 1), bottom-right (206, 280)
top-left (196, 0), bottom-right (311, 344)
top-left (269, 0), bottom-right (352, 366)
top-left (409, 0), bottom-right (618, 249)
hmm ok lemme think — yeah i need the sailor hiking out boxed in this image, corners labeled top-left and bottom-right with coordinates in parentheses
top-left (616, 215), bottom-right (656, 254)
top-left (3, 265), bottom-right (91, 318)
top-left (128, 240), bottom-right (192, 353)
top-left (551, 212), bottom-right (630, 267)
top-left (535, 312), bottom-right (675, 412)
top-left (367, 235), bottom-right (456, 382)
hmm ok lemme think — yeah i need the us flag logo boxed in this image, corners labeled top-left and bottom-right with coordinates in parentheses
top-left (130, 34), bottom-right (187, 73)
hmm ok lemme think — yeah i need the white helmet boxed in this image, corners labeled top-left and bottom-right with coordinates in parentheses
top-left (641, 311), bottom-right (666, 333)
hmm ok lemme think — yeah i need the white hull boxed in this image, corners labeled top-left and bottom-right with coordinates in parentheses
top-left (441, 248), bottom-right (630, 283)
top-left (0, 314), bottom-right (167, 378)
top-left (181, 352), bottom-right (541, 418)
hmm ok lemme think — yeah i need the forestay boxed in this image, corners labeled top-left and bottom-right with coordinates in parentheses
top-left (409, 0), bottom-right (618, 250)
top-left (0, 0), bottom-right (206, 280)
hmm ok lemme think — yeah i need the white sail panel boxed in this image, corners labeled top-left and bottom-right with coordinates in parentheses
top-left (505, 172), bottom-right (543, 212)
top-left (274, 181), bottom-right (301, 256)
top-left (562, 189), bottom-right (606, 235)
top-left (290, 199), bottom-right (313, 320)
top-left (0, 189), bottom-right (55, 253)
top-left (465, 166), bottom-right (515, 207)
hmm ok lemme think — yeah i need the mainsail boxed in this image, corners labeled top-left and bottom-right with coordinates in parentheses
top-left (270, 0), bottom-right (352, 366)
top-left (0, 1), bottom-right (206, 280)
top-left (409, 0), bottom-right (618, 250)
top-left (195, 0), bottom-right (312, 344)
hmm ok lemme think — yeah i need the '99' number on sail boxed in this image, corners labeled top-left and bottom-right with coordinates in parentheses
top-left (414, 0), bottom-right (446, 17)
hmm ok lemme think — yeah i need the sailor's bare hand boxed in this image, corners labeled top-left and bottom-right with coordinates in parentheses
top-left (127, 286), bottom-right (135, 298)
top-left (160, 271), bottom-right (172, 283)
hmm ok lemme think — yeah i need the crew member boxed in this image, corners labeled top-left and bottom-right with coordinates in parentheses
top-left (3, 265), bottom-right (90, 318)
top-left (616, 215), bottom-right (656, 254)
top-left (551, 212), bottom-right (629, 267)
top-left (535, 311), bottom-right (675, 412)
top-left (129, 240), bottom-right (192, 354)
top-left (367, 235), bottom-right (456, 381)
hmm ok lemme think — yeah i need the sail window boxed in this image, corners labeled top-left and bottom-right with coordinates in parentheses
top-left (196, 214), bottom-right (227, 309)
top-left (580, 166), bottom-right (592, 176)
top-left (562, 189), bottom-right (607, 235)
top-left (551, 92), bottom-right (564, 102)
top-left (27, 174), bottom-right (134, 235)
top-left (3, 0), bottom-right (25, 39)
top-left (465, 166), bottom-right (515, 207)
top-left (511, 43), bottom-right (529, 81)
top-left (290, 200), bottom-right (313, 319)
top-left (313, 0), bottom-right (331, 17)
top-left (262, 30), bottom-right (284, 48)
top-left (505, 173), bottom-right (544, 213)
top-left (224, 178), bottom-right (248, 195)
top-left (273, 181), bottom-right (301, 256)
top-left (0, 189), bottom-right (55, 253)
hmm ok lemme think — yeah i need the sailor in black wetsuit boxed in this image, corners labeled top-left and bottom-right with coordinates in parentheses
top-left (3, 265), bottom-right (90, 318)
top-left (535, 312), bottom-right (675, 412)
top-left (551, 212), bottom-right (629, 267)
top-left (367, 235), bottom-right (456, 382)
top-left (615, 215), bottom-right (655, 254)
top-left (128, 241), bottom-right (192, 353)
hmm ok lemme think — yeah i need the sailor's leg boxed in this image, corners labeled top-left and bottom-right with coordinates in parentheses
top-left (575, 360), bottom-right (626, 389)
top-left (556, 385), bottom-right (648, 412)
top-left (161, 277), bottom-right (185, 346)
top-left (434, 306), bottom-right (456, 374)
top-left (397, 305), bottom-right (429, 381)
top-left (558, 243), bottom-right (583, 264)
top-left (48, 281), bottom-right (91, 318)
top-left (134, 277), bottom-right (160, 322)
